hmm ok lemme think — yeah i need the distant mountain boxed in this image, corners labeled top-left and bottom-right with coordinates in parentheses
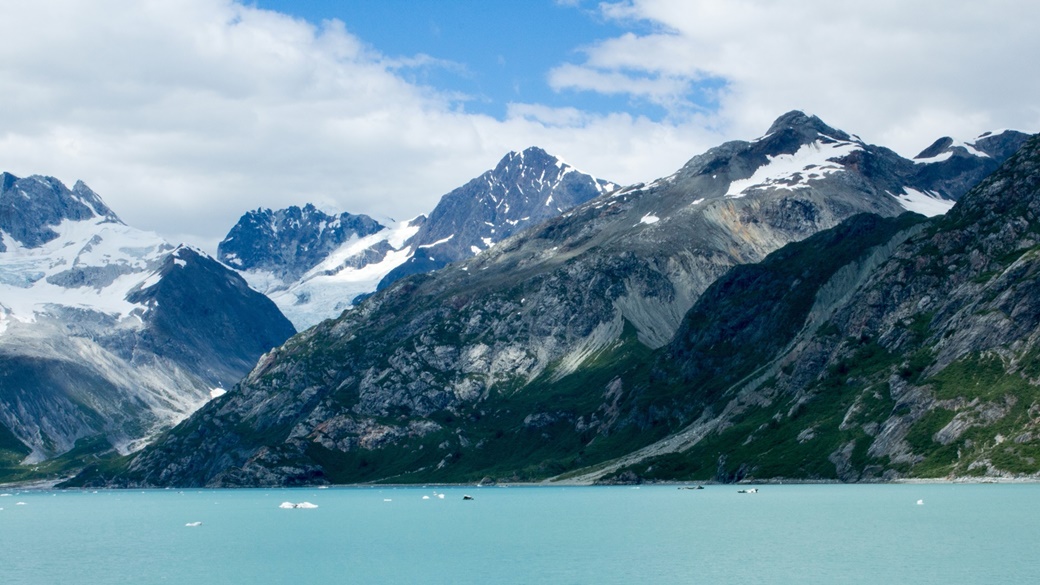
top-left (217, 147), bottom-right (616, 329)
top-left (99, 112), bottom-right (1032, 488)
top-left (219, 204), bottom-right (385, 282)
top-left (377, 146), bottom-right (618, 289)
top-left (0, 173), bottom-right (295, 471)
top-left (217, 204), bottom-right (410, 329)
top-left (911, 129), bottom-right (1030, 202)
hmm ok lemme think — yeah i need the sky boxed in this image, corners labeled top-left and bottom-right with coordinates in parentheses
top-left (1, 0), bottom-right (1039, 252)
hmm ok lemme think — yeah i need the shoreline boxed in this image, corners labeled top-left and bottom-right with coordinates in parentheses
top-left (5, 476), bottom-right (1040, 491)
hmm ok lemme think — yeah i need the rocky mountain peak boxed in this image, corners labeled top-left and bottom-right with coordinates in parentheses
top-left (764, 110), bottom-right (852, 144)
top-left (376, 146), bottom-right (616, 289)
top-left (973, 130), bottom-right (1032, 159)
top-left (909, 130), bottom-right (1032, 201)
top-left (915, 130), bottom-right (1032, 163)
top-left (0, 172), bottom-right (122, 250)
top-left (491, 146), bottom-right (563, 177)
top-left (217, 204), bottom-right (385, 281)
top-left (914, 136), bottom-right (956, 160)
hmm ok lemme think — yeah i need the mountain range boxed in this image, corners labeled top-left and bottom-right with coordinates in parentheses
top-left (84, 111), bottom-right (1037, 487)
top-left (217, 147), bottom-right (617, 329)
top-left (0, 173), bottom-right (294, 478)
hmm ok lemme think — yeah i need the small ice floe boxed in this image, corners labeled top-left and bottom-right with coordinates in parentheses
top-left (185, 521), bottom-right (202, 527)
top-left (917, 499), bottom-right (924, 506)
top-left (463, 495), bottom-right (474, 501)
top-left (0, 493), bottom-right (11, 497)
top-left (422, 495), bottom-right (430, 500)
top-left (16, 502), bottom-right (27, 505)
top-left (383, 498), bottom-right (392, 502)
top-left (279, 501), bottom-right (318, 509)
top-left (437, 493), bottom-right (445, 500)
top-left (737, 488), bottom-right (758, 494)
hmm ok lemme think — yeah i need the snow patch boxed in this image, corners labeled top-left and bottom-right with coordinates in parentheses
top-left (417, 234), bottom-right (455, 250)
top-left (890, 188), bottom-right (955, 217)
top-left (639, 213), bottom-right (660, 225)
top-left (725, 140), bottom-right (860, 198)
top-left (913, 150), bottom-right (954, 164)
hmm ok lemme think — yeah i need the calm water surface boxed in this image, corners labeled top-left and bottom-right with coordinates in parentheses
top-left (1, 483), bottom-right (1036, 584)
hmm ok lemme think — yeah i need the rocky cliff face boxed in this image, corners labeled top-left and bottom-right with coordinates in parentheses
top-left (99, 111), bottom-right (1032, 488)
top-left (0, 174), bottom-right (295, 468)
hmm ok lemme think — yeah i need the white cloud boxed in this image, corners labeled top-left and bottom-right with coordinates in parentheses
top-left (0, 0), bottom-right (1037, 252)
top-left (0, 0), bottom-right (717, 251)
top-left (555, 0), bottom-right (1040, 154)
top-left (548, 63), bottom-right (694, 110)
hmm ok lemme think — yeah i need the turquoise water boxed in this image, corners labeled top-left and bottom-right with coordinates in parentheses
top-left (1, 484), bottom-right (1036, 584)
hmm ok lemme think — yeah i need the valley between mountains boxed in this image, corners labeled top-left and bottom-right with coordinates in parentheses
top-left (2, 111), bottom-right (1038, 487)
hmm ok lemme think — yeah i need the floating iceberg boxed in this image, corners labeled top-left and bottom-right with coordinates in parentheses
top-left (279, 501), bottom-right (318, 509)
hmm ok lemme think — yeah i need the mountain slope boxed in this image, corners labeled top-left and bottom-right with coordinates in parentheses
top-left (0, 173), bottom-right (295, 470)
top-left (96, 111), bottom-right (1033, 488)
top-left (582, 133), bottom-right (1040, 483)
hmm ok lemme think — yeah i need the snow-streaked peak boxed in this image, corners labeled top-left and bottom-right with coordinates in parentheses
top-left (913, 133), bottom-right (1009, 164)
top-left (0, 214), bottom-right (174, 333)
top-left (234, 217), bottom-right (424, 329)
